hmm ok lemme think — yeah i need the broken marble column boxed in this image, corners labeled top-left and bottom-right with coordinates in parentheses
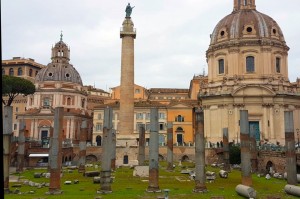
top-left (111, 129), bottom-right (116, 171)
top-left (147, 108), bottom-right (160, 192)
top-left (3, 106), bottom-right (13, 193)
top-left (222, 128), bottom-right (230, 172)
top-left (240, 110), bottom-right (252, 187)
top-left (193, 108), bottom-right (207, 193)
top-left (284, 111), bottom-right (297, 185)
top-left (17, 120), bottom-right (26, 172)
top-left (249, 124), bottom-right (258, 173)
top-left (235, 184), bottom-right (257, 198)
top-left (78, 120), bottom-right (88, 173)
top-left (138, 124), bottom-right (145, 166)
top-left (167, 122), bottom-right (174, 171)
top-left (99, 107), bottom-right (113, 193)
top-left (48, 107), bottom-right (64, 194)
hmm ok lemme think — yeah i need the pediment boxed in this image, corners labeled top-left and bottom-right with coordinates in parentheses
top-left (232, 85), bottom-right (276, 97)
top-left (168, 103), bottom-right (193, 108)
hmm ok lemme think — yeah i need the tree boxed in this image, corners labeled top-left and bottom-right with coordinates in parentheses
top-left (2, 75), bottom-right (35, 106)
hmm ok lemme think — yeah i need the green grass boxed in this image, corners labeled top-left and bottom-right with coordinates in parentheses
top-left (5, 162), bottom-right (299, 199)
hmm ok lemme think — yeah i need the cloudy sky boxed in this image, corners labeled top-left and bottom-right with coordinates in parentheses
top-left (2, 0), bottom-right (300, 91)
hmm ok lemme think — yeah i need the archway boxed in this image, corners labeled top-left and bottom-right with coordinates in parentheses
top-left (86, 155), bottom-right (97, 163)
top-left (181, 155), bottom-right (189, 162)
top-left (266, 161), bottom-right (274, 174)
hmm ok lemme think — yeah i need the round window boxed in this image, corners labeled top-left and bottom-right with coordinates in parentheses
top-left (272, 28), bottom-right (277, 34)
top-left (48, 72), bottom-right (53, 77)
top-left (220, 30), bottom-right (225, 36)
top-left (65, 73), bottom-right (70, 78)
top-left (246, 27), bottom-right (253, 33)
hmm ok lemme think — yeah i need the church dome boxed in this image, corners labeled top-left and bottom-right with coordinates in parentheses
top-left (208, 0), bottom-right (288, 51)
top-left (35, 34), bottom-right (83, 85)
top-left (35, 62), bottom-right (83, 85)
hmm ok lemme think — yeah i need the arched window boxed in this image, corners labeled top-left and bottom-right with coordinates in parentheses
top-left (18, 67), bottom-right (23, 76)
top-left (2, 68), bottom-right (5, 75)
top-left (67, 97), bottom-right (71, 105)
top-left (175, 115), bottom-right (184, 122)
top-left (96, 136), bottom-right (102, 146)
top-left (9, 68), bottom-right (14, 76)
top-left (29, 69), bottom-right (33, 77)
top-left (276, 57), bottom-right (281, 73)
top-left (246, 56), bottom-right (255, 73)
top-left (35, 70), bottom-right (38, 76)
top-left (218, 59), bottom-right (224, 74)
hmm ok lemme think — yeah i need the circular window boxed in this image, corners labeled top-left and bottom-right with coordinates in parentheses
top-left (272, 28), bottom-right (277, 34)
top-left (65, 66), bottom-right (68, 68)
top-left (48, 72), bottom-right (53, 77)
top-left (52, 65), bottom-right (56, 67)
top-left (246, 27), bottom-right (253, 33)
top-left (220, 30), bottom-right (225, 36)
top-left (65, 73), bottom-right (70, 78)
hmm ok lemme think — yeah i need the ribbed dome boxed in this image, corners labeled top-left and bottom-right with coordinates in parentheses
top-left (35, 62), bottom-right (83, 85)
top-left (35, 36), bottom-right (83, 85)
top-left (209, 5), bottom-right (287, 50)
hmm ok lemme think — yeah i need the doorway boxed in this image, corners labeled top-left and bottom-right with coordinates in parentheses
top-left (177, 134), bottom-right (183, 146)
top-left (123, 155), bottom-right (129, 164)
top-left (96, 135), bottom-right (102, 146)
top-left (249, 121), bottom-right (260, 141)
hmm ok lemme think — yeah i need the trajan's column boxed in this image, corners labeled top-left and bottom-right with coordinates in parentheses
top-left (117, 3), bottom-right (137, 165)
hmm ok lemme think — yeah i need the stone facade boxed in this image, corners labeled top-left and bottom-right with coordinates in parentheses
top-left (199, 0), bottom-right (300, 144)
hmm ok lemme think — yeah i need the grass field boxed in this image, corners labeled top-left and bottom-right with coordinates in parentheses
top-left (4, 162), bottom-right (299, 199)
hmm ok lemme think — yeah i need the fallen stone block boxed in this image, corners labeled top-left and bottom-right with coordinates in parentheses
top-left (12, 184), bottom-right (22, 188)
top-left (84, 171), bottom-right (100, 177)
top-left (64, 181), bottom-right (72, 185)
top-left (33, 173), bottom-right (42, 178)
top-left (93, 176), bottom-right (101, 184)
top-left (133, 166), bottom-right (149, 177)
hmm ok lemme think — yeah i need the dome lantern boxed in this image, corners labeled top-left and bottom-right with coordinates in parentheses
top-left (51, 32), bottom-right (70, 64)
top-left (234, 0), bottom-right (256, 11)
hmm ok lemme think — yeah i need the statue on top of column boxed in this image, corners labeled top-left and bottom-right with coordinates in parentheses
top-left (125, 3), bottom-right (135, 18)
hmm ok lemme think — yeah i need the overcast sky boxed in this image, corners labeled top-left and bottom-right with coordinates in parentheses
top-left (2, 0), bottom-right (300, 91)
